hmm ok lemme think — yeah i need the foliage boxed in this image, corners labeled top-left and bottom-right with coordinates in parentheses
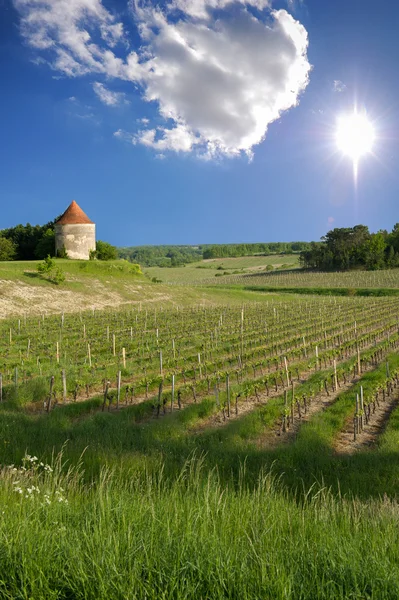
top-left (119, 245), bottom-right (203, 267)
top-left (56, 245), bottom-right (69, 259)
top-left (34, 228), bottom-right (56, 259)
top-left (300, 224), bottom-right (399, 271)
top-left (119, 243), bottom-right (311, 268)
top-left (202, 241), bottom-right (311, 259)
top-left (0, 236), bottom-right (17, 261)
top-left (37, 255), bottom-right (65, 284)
top-left (0, 220), bottom-right (56, 260)
top-left (95, 240), bottom-right (118, 261)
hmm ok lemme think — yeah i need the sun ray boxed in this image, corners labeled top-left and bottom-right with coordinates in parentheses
top-left (336, 111), bottom-right (375, 162)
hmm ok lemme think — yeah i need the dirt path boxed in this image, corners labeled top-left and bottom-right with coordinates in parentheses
top-left (334, 390), bottom-right (399, 454)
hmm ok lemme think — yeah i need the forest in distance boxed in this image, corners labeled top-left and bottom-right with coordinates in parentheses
top-left (300, 224), bottom-right (399, 271)
top-left (2, 219), bottom-right (399, 273)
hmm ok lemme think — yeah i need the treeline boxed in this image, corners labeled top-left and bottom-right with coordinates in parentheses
top-left (300, 225), bottom-right (399, 271)
top-left (202, 242), bottom-right (310, 259)
top-left (0, 222), bottom-right (117, 262)
top-left (118, 246), bottom-right (203, 267)
top-left (119, 242), bottom-right (311, 267)
top-left (0, 222), bottom-right (56, 261)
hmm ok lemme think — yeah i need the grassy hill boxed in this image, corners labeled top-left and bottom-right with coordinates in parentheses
top-left (0, 258), bottom-right (295, 317)
top-left (145, 253), bottom-right (300, 283)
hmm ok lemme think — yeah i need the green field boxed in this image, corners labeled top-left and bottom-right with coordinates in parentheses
top-left (145, 253), bottom-right (299, 283)
top-left (3, 260), bottom-right (399, 597)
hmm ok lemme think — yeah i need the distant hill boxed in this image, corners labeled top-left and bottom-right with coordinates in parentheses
top-left (118, 242), bottom-right (311, 268)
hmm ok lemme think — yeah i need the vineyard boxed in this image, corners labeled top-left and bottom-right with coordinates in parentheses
top-left (2, 296), bottom-right (399, 415)
top-left (2, 293), bottom-right (399, 598)
top-left (197, 267), bottom-right (399, 290)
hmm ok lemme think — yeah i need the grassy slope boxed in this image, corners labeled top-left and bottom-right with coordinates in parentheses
top-left (0, 259), bottom-right (299, 317)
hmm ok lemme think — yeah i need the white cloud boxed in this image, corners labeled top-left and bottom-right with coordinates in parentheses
top-left (333, 79), bottom-right (346, 93)
top-left (135, 124), bottom-right (199, 153)
top-left (14, 0), bottom-right (125, 76)
top-left (13, 0), bottom-right (311, 158)
top-left (168, 0), bottom-right (271, 20)
top-left (93, 82), bottom-right (128, 106)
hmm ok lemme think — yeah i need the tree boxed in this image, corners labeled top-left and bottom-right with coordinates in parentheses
top-left (95, 240), bottom-right (118, 261)
top-left (0, 237), bottom-right (16, 261)
top-left (0, 219), bottom-right (56, 260)
top-left (34, 229), bottom-right (56, 259)
top-left (363, 233), bottom-right (387, 270)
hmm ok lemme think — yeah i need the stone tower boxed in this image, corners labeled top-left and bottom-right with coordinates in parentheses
top-left (55, 201), bottom-right (96, 260)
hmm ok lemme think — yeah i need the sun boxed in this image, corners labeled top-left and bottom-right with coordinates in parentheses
top-left (336, 112), bottom-right (375, 161)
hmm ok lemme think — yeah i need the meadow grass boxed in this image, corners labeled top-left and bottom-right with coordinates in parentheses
top-left (1, 453), bottom-right (399, 599)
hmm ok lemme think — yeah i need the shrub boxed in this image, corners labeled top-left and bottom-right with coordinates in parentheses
top-left (96, 241), bottom-right (118, 261)
top-left (37, 256), bottom-right (65, 285)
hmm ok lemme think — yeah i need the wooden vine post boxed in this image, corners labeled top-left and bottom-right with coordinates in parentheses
top-left (360, 386), bottom-right (364, 430)
top-left (214, 383), bottom-right (219, 408)
top-left (157, 379), bottom-right (163, 417)
top-left (284, 357), bottom-right (290, 387)
top-left (102, 380), bottom-right (110, 412)
top-left (291, 381), bottom-right (295, 426)
top-left (282, 390), bottom-right (288, 432)
top-left (117, 371), bottom-right (121, 409)
top-left (14, 367), bottom-right (18, 398)
top-left (171, 374), bottom-right (175, 412)
top-left (47, 376), bottom-right (55, 413)
top-left (333, 359), bottom-right (338, 391)
top-left (62, 369), bottom-right (67, 404)
top-left (226, 374), bottom-right (230, 418)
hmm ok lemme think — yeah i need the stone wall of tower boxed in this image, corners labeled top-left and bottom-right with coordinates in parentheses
top-left (55, 223), bottom-right (96, 260)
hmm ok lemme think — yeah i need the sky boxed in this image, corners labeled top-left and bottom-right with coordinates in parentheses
top-left (1, 0), bottom-right (399, 246)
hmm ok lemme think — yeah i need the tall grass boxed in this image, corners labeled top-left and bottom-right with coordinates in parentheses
top-left (1, 454), bottom-right (399, 599)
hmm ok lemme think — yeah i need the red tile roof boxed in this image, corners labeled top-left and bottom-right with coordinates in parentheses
top-left (55, 201), bottom-right (94, 225)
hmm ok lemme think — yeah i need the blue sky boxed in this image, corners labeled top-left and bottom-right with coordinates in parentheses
top-left (1, 0), bottom-right (398, 246)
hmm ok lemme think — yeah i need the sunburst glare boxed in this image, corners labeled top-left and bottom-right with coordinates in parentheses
top-left (336, 111), bottom-right (375, 185)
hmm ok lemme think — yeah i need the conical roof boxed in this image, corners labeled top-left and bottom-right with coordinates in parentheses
top-left (55, 201), bottom-right (94, 225)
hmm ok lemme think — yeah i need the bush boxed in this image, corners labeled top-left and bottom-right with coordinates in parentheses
top-left (95, 241), bottom-right (118, 261)
top-left (37, 256), bottom-right (65, 285)
top-left (56, 246), bottom-right (69, 259)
